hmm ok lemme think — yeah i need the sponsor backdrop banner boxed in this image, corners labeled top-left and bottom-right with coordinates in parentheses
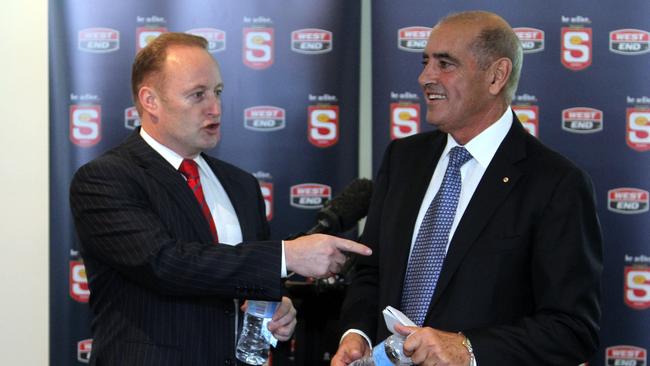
top-left (373, 1), bottom-right (649, 365)
top-left (49, 0), bottom-right (359, 364)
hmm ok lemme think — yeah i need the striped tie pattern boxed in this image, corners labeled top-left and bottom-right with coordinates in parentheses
top-left (401, 146), bottom-right (473, 325)
top-left (179, 159), bottom-right (219, 243)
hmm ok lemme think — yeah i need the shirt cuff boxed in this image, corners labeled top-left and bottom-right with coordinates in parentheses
top-left (341, 329), bottom-right (372, 350)
top-left (281, 240), bottom-right (287, 278)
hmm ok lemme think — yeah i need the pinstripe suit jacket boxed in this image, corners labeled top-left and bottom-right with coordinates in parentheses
top-left (70, 130), bottom-right (283, 366)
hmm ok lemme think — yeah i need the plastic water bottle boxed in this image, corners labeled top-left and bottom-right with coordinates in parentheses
top-left (349, 334), bottom-right (413, 366)
top-left (236, 301), bottom-right (278, 365)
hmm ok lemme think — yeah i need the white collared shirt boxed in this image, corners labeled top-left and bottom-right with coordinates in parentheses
top-left (409, 107), bottom-right (513, 256)
top-left (139, 128), bottom-right (287, 277)
top-left (140, 128), bottom-right (243, 245)
top-left (342, 108), bottom-right (513, 362)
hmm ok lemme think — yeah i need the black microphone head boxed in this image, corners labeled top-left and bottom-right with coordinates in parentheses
top-left (317, 178), bottom-right (373, 233)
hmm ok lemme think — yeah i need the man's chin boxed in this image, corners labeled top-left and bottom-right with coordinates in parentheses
top-left (201, 136), bottom-right (220, 151)
top-left (425, 114), bottom-right (444, 128)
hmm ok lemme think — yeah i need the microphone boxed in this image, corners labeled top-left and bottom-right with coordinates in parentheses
top-left (306, 178), bottom-right (373, 235)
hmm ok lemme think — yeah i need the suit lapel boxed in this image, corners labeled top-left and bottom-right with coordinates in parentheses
top-left (427, 118), bottom-right (528, 312)
top-left (124, 131), bottom-right (216, 244)
top-left (385, 132), bottom-right (447, 307)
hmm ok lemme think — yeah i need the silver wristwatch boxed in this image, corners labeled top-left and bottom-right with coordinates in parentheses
top-left (459, 332), bottom-right (477, 366)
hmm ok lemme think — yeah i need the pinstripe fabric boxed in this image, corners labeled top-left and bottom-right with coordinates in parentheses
top-left (70, 130), bottom-right (283, 366)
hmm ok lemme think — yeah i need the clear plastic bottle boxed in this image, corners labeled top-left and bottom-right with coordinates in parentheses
top-left (349, 334), bottom-right (413, 366)
top-left (236, 301), bottom-right (278, 365)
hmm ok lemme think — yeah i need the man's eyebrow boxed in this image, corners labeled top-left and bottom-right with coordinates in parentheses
top-left (184, 84), bottom-right (208, 93)
top-left (432, 52), bottom-right (460, 64)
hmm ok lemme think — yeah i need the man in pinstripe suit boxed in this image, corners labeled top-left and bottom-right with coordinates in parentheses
top-left (69, 32), bottom-right (371, 366)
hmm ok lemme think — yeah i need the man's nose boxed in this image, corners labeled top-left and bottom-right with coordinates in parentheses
top-left (207, 95), bottom-right (221, 117)
top-left (418, 62), bottom-right (437, 87)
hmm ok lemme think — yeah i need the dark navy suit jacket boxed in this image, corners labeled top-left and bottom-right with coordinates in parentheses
top-left (341, 116), bottom-right (603, 365)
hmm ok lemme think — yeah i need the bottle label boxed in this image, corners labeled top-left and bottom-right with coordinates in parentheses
top-left (372, 341), bottom-right (395, 366)
top-left (261, 318), bottom-right (278, 347)
top-left (247, 301), bottom-right (278, 318)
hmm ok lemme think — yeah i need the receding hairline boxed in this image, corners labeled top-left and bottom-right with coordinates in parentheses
top-left (131, 32), bottom-right (210, 112)
top-left (436, 10), bottom-right (510, 30)
top-left (432, 11), bottom-right (523, 103)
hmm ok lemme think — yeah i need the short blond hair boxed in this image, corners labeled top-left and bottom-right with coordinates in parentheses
top-left (131, 32), bottom-right (208, 112)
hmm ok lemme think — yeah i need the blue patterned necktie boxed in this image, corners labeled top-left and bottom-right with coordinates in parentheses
top-left (401, 146), bottom-right (473, 326)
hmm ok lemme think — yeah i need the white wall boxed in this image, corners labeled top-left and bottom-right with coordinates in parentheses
top-left (0, 0), bottom-right (49, 364)
top-left (359, 0), bottom-right (372, 180)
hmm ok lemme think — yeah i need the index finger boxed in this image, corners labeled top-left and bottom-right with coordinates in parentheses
top-left (394, 323), bottom-right (417, 336)
top-left (335, 239), bottom-right (373, 256)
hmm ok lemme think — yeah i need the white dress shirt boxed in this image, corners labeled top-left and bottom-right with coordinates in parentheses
top-left (140, 128), bottom-right (243, 245)
top-left (343, 108), bottom-right (514, 364)
top-left (139, 128), bottom-right (288, 277)
top-left (409, 108), bottom-right (513, 256)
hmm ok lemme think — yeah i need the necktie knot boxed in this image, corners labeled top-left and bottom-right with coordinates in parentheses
top-left (448, 146), bottom-right (472, 169)
top-left (179, 159), bottom-right (199, 180)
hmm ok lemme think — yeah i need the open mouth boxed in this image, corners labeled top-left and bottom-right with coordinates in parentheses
top-left (205, 122), bottom-right (220, 132)
top-left (426, 93), bottom-right (446, 101)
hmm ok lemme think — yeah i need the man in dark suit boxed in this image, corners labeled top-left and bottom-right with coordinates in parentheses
top-left (333, 11), bottom-right (602, 366)
top-left (69, 32), bottom-right (371, 366)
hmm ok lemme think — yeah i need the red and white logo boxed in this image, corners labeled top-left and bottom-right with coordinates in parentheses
top-left (243, 28), bottom-right (274, 69)
top-left (627, 108), bottom-right (650, 152)
top-left (390, 103), bottom-right (420, 140)
top-left (514, 27), bottom-right (545, 53)
top-left (610, 29), bottom-right (650, 55)
top-left (606, 345), bottom-right (647, 366)
top-left (561, 27), bottom-right (592, 71)
top-left (513, 105), bottom-right (539, 137)
top-left (308, 105), bottom-right (339, 148)
top-left (562, 107), bottom-right (602, 133)
top-left (397, 26), bottom-right (431, 52)
top-left (624, 267), bottom-right (650, 310)
top-left (186, 28), bottom-right (226, 53)
top-left (70, 260), bottom-right (90, 303)
top-left (244, 106), bottom-right (285, 131)
top-left (136, 26), bottom-right (166, 52)
top-left (77, 339), bottom-right (93, 363)
top-left (124, 106), bottom-right (140, 130)
top-left (291, 28), bottom-right (332, 54)
top-left (290, 183), bottom-right (331, 209)
top-left (70, 105), bottom-right (101, 147)
top-left (78, 28), bottom-right (119, 53)
top-left (608, 188), bottom-right (649, 214)
top-left (259, 181), bottom-right (273, 221)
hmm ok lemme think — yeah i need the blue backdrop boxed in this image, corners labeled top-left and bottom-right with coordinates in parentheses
top-left (372, 1), bottom-right (649, 365)
top-left (50, 0), bottom-right (650, 365)
top-left (49, 0), bottom-right (360, 364)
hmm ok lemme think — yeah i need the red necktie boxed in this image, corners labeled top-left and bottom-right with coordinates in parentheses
top-left (179, 159), bottom-right (219, 243)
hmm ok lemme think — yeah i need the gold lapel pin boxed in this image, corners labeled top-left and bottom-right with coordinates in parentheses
top-left (502, 177), bottom-right (510, 183)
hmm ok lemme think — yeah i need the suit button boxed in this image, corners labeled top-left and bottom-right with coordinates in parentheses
top-left (224, 358), bottom-right (233, 365)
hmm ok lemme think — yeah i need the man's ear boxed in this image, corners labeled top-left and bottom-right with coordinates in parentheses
top-left (488, 57), bottom-right (512, 97)
top-left (138, 86), bottom-right (159, 117)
